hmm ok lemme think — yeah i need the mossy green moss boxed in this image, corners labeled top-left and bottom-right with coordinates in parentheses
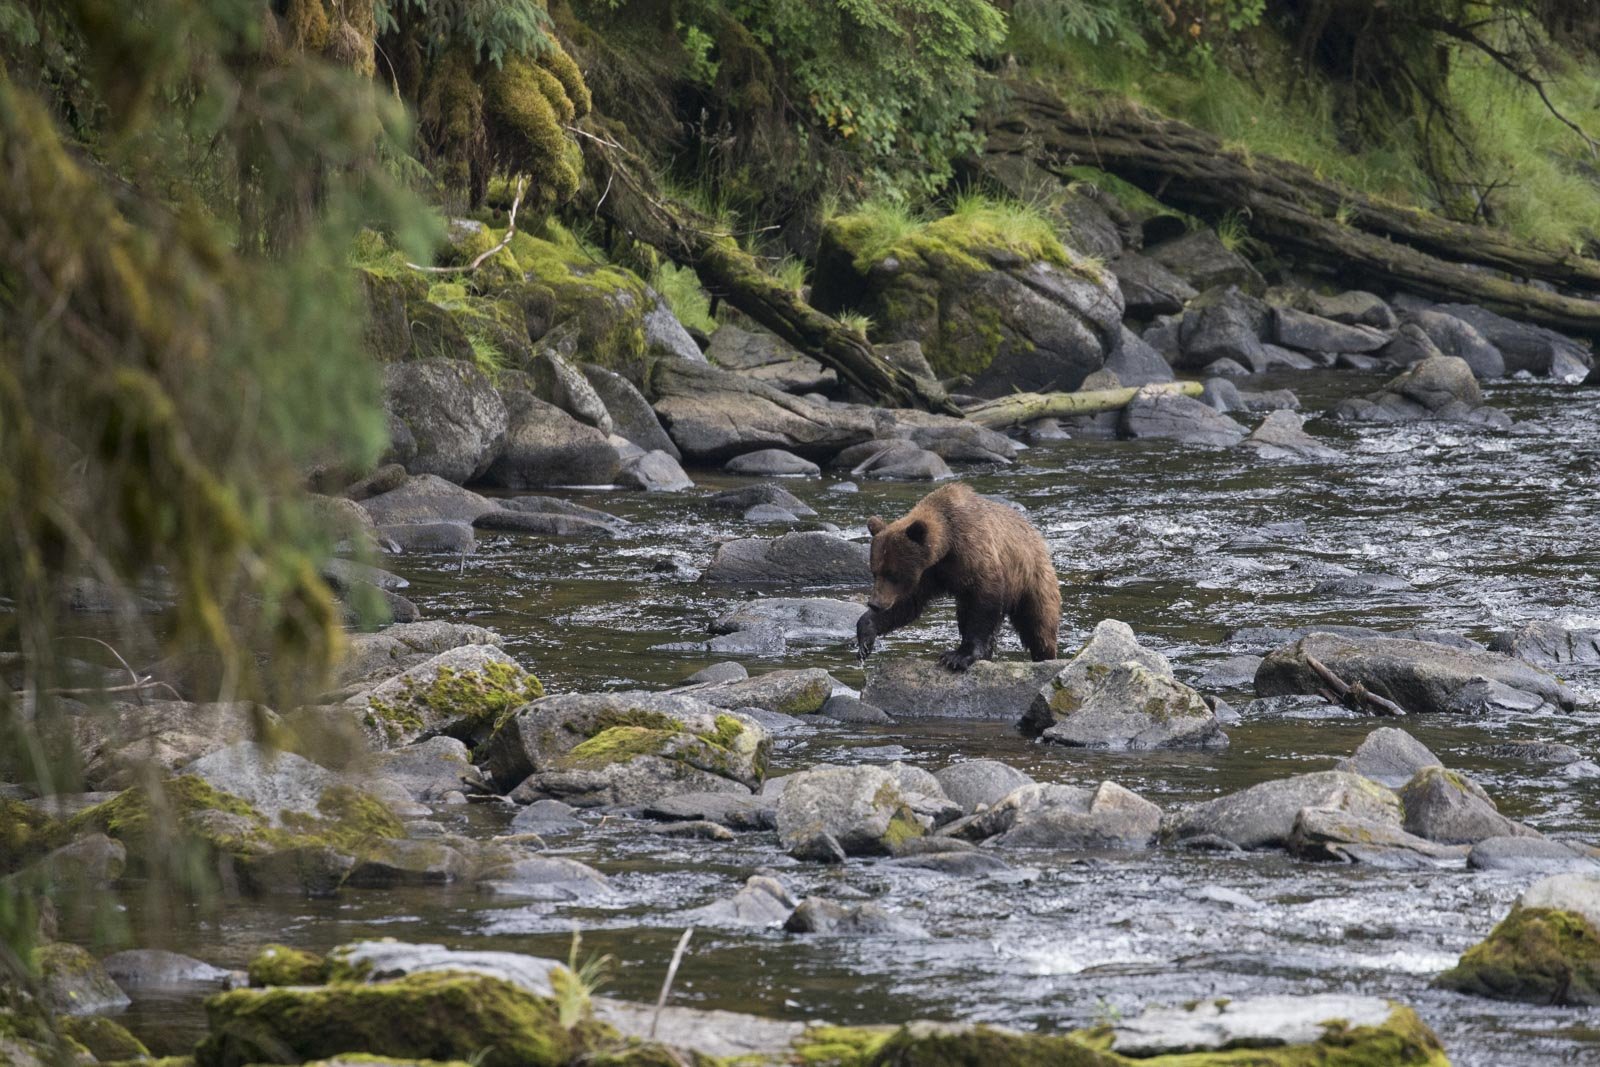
top-left (565, 725), bottom-right (683, 767)
top-left (193, 971), bottom-right (606, 1067)
top-left (248, 944), bottom-right (331, 987)
top-left (368, 661), bottom-right (544, 744)
top-left (0, 798), bottom-right (64, 874)
top-left (1436, 905), bottom-right (1600, 1005)
top-left (67, 776), bottom-right (264, 852)
top-left (56, 1013), bottom-right (150, 1061)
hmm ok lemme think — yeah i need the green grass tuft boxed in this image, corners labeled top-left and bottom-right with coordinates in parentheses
top-left (649, 262), bottom-right (717, 334)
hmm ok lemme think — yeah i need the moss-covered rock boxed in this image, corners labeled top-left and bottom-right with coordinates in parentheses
top-left (357, 646), bottom-right (543, 748)
top-left (193, 971), bottom-right (605, 1067)
top-left (0, 799), bottom-right (65, 875)
top-left (1436, 905), bottom-right (1600, 1005)
top-left (811, 201), bottom-right (1123, 397)
top-left (248, 944), bottom-right (332, 988)
top-left (56, 1013), bottom-right (150, 1060)
top-left (33, 942), bottom-right (131, 1016)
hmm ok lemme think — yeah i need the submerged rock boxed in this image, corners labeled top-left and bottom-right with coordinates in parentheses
top-left (1334, 354), bottom-right (1511, 426)
top-left (1244, 410), bottom-right (1342, 462)
top-left (706, 483), bottom-right (816, 516)
top-left (1120, 387), bottom-right (1246, 447)
top-left (783, 897), bottom-right (927, 937)
top-left (1437, 872), bottom-right (1600, 1005)
top-left (1256, 631), bottom-right (1575, 714)
top-left (101, 948), bottom-right (233, 992)
top-left (1469, 836), bottom-right (1600, 875)
top-left (712, 598), bottom-right (862, 645)
top-left (862, 657), bottom-right (1068, 721)
top-left (687, 875), bottom-right (796, 926)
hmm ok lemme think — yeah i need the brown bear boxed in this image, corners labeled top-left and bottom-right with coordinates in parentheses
top-left (857, 482), bottom-right (1061, 671)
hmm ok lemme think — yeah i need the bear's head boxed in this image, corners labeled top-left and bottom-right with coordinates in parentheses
top-left (865, 514), bottom-right (940, 612)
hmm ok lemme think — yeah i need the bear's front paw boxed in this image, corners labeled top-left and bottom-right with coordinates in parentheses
top-left (855, 612), bottom-right (878, 660)
top-left (938, 648), bottom-right (977, 672)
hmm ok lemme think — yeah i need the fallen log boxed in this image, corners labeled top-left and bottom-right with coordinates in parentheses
top-left (575, 123), bottom-right (959, 415)
top-left (964, 380), bottom-right (1203, 428)
top-left (984, 79), bottom-right (1600, 339)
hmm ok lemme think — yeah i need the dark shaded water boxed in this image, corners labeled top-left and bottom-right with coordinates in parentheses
top-left (118, 371), bottom-right (1600, 1064)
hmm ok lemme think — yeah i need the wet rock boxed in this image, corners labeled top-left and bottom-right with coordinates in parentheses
top-left (883, 414), bottom-right (1020, 464)
top-left (706, 325), bottom-right (836, 394)
top-left (881, 762), bottom-right (963, 828)
top-left (851, 441), bottom-right (953, 481)
top-left (685, 661), bottom-right (748, 685)
top-left (701, 531), bottom-right (869, 585)
top-left (377, 520), bottom-right (476, 554)
top-left (338, 620), bottom-right (503, 688)
top-left (1103, 326), bottom-right (1176, 387)
top-left (1271, 306), bottom-right (1388, 353)
top-left (1109, 252), bottom-right (1197, 316)
top-left (1144, 229), bottom-right (1265, 293)
top-left (182, 743), bottom-right (344, 827)
top-left (1335, 727), bottom-right (1442, 789)
top-left (950, 781), bottom-right (1161, 849)
top-left (1489, 620), bottom-right (1600, 667)
top-left (509, 798), bottom-right (587, 835)
top-left (1109, 994), bottom-right (1407, 1058)
top-left (1432, 303), bottom-right (1592, 379)
top-left (1120, 387), bottom-right (1246, 446)
top-left (862, 657), bottom-right (1068, 721)
top-left (482, 692), bottom-right (767, 806)
top-left (480, 391), bottom-right (620, 489)
top-left (348, 643), bottom-right (537, 747)
top-left (477, 855), bottom-right (612, 901)
top-left (1228, 623), bottom-right (1481, 653)
top-left (743, 504), bottom-right (799, 524)
top-left (74, 699), bottom-right (280, 790)
top-left (382, 361), bottom-right (507, 484)
top-left (725, 448), bottom-right (821, 477)
top-left (35, 942), bottom-right (131, 1016)
top-left (1469, 836), bottom-right (1600, 875)
top-left (580, 362), bottom-right (680, 458)
top-left (653, 624), bottom-right (787, 657)
top-left (1485, 740), bottom-right (1586, 766)
top-left (1289, 806), bottom-right (1463, 867)
top-left (1378, 321), bottom-right (1445, 367)
top-left (1437, 872), bottom-right (1600, 1005)
top-left (706, 483), bottom-right (816, 516)
top-left (648, 819), bottom-right (736, 841)
top-left (681, 667), bottom-right (836, 715)
top-left (1404, 309), bottom-right (1506, 378)
top-left (1398, 766), bottom-right (1541, 844)
top-left (358, 473), bottom-right (497, 526)
top-left (1025, 417), bottom-right (1070, 442)
top-left (1255, 631), bottom-right (1575, 714)
top-left (713, 598), bottom-right (862, 645)
top-left (1303, 290), bottom-right (1398, 330)
top-left (351, 737), bottom-right (478, 802)
top-left (617, 450), bottom-right (693, 491)
top-left (649, 359), bottom-right (873, 461)
top-left (503, 495), bottom-right (627, 527)
top-left (1334, 354), bottom-right (1511, 426)
top-left (687, 875), bottom-right (796, 926)
top-left (1025, 620), bottom-right (1226, 749)
top-left (933, 761), bottom-right (1036, 814)
top-left (1, 834), bottom-right (124, 892)
top-left (1164, 770), bottom-right (1401, 851)
top-left (1243, 409), bottom-right (1342, 462)
top-left (101, 949), bottom-right (233, 992)
top-left (642, 791), bottom-right (777, 831)
top-left (516, 339), bottom-right (613, 434)
top-left (783, 897), bottom-right (927, 937)
top-left (1192, 654), bottom-right (1262, 690)
top-left (820, 694), bottom-right (892, 724)
top-left (889, 850), bottom-right (1012, 877)
top-left (1238, 387), bottom-right (1301, 411)
top-left (338, 462), bottom-right (409, 502)
top-left (1200, 377), bottom-right (1245, 413)
top-left (776, 765), bottom-right (925, 858)
top-left (342, 838), bottom-right (468, 888)
top-left (1312, 571), bottom-right (1414, 595)
top-left (1177, 287), bottom-right (1268, 372)
top-left (787, 831), bottom-right (848, 864)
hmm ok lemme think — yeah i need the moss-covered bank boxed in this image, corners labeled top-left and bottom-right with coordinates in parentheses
top-left (1436, 905), bottom-right (1600, 1005)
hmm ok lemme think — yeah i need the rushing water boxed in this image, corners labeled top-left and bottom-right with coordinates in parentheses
top-left (115, 370), bottom-right (1600, 1065)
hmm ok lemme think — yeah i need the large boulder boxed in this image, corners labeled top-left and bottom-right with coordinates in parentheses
top-left (1176, 287), bottom-right (1269, 372)
top-left (580, 362), bottom-right (679, 458)
top-left (1164, 770), bottom-right (1401, 850)
top-left (1431, 303), bottom-right (1592, 379)
top-left (1402, 308), bottom-right (1505, 378)
top-left (1397, 766), bottom-right (1541, 844)
top-left (479, 692), bottom-right (767, 806)
top-left (648, 359), bottom-right (873, 461)
top-left (706, 325), bottom-right (836, 394)
top-left (701, 531), bottom-right (869, 585)
top-left (72, 700), bottom-right (279, 790)
top-left (1270, 307), bottom-right (1388, 353)
top-left (480, 390), bottom-right (619, 489)
top-left (679, 667), bottom-right (837, 715)
top-left (182, 742), bottom-right (348, 827)
top-left (1255, 631), bottom-right (1575, 714)
top-left (513, 328), bottom-right (612, 434)
top-left (811, 208), bottom-right (1125, 397)
top-left (1243, 410), bottom-right (1342, 462)
top-left (1109, 252), bottom-right (1196, 317)
top-left (932, 760), bottom-right (1036, 814)
top-left (1334, 354), bottom-right (1511, 426)
top-left (945, 781), bottom-right (1161, 849)
top-left (357, 474), bottom-right (496, 526)
top-left (1103, 327), bottom-right (1176, 387)
top-left (712, 598), bottom-right (863, 645)
top-left (337, 620), bottom-right (504, 688)
top-left (1489, 620), bottom-right (1600, 667)
top-left (775, 764), bottom-right (926, 858)
top-left (1144, 229), bottom-right (1265, 293)
top-left (1437, 873), bottom-right (1600, 1005)
top-left (862, 657), bottom-right (1069, 721)
top-left (382, 361), bottom-right (507, 484)
top-left (1025, 620), bottom-right (1226, 749)
top-left (1302, 290), bottom-right (1398, 329)
top-left (783, 897), bottom-right (927, 937)
top-left (347, 644), bottom-right (541, 748)
top-left (1120, 387), bottom-right (1246, 446)
top-left (1334, 727), bottom-right (1442, 789)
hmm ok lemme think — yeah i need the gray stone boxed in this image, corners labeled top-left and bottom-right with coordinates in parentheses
top-left (1, 834), bottom-right (124, 892)
top-left (1110, 252), bottom-right (1197, 316)
top-left (1432, 303), bottom-right (1592, 379)
top-left (481, 391), bottom-right (620, 489)
top-left (1312, 571), bottom-right (1414, 595)
top-left (1271, 307), bottom-right (1388, 353)
top-left (1121, 388), bottom-right (1246, 446)
top-left (851, 441), bottom-right (953, 481)
top-left (706, 484), bottom-right (816, 516)
top-left (820, 694), bottom-right (892, 724)
top-left (1111, 994), bottom-right (1394, 1057)
top-left (948, 781), bottom-right (1161, 849)
top-left (516, 336), bottom-right (613, 434)
top-left (377, 521), bottom-right (476, 555)
top-left (776, 765), bottom-right (923, 857)
top-left (73, 700), bottom-right (280, 790)
top-left (863, 657), bottom-right (1069, 721)
top-left (1244, 410), bottom-right (1342, 462)
top-left (1303, 290), bottom-right (1397, 329)
top-left (382, 361), bottom-right (507, 484)
top-left (687, 875), bottom-right (796, 926)
top-left (1489, 620), bottom-right (1600, 667)
top-left (707, 325), bottom-right (836, 394)
top-left (510, 799), bottom-right (587, 835)
top-left (682, 668), bottom-right (836, 715)
top-left (714, 597), bottom-right (862, 645)
top-left (1145, 230), bottom-right (1265, 293)
top-left (1288, 806), bottom-right (1464, 866)
top-left (643, 293), bottom-right (706, 363)
top-left (1256, 631), bottom-right (1575, 714)
top-left (642, 792), bottom-right (777, 831)
top-left (100, 949), bottom-right (232, 992)
top-left (1177, 287), bottom-right (1268, 371)
top-left (649, 360), bottom-right (873, 461)
top-left (1104, 326), bottom-right (1176, 387)
top-left (358, 474), bottom-right (496, 526)
top-left (351, 737), bottom-right (478, 802)
top-left (1485, 740), bottom-right (1586, 765)
top-left (1405, 309), bottom-right (1506, 378)
top-left (685, 662), bottom-right (748, 685)
top-left (348, 643), bottom-right (527, 747)
top-left (338, 620), bottom-right (503, 687)
top-left (618, 450), bottom-right (693, 491)
top-left (581, 362), bottom-right (680, 458)
top-left (702, 531), bottom-right (869, 585)
top-left (1335, 727), bottom-right (1442, 789)
top-left (1200, 378), bottom-right (1246, 413)
top-left (783, 897), bottom-right (926, 937)
top-left (478, 855), bottom-right (612, 901)
top-left (347, 838), bottom-right (470, 887)
top-left (1378, 321), bottom-right (1445, 367)
top-left (1192, 654), bottom-right (1263, 690)
top-left (933, 760), bottom-right (1036, 814)
top-left (1164, 770), bottom-right (1401, 851)
top-left (1469, 836), bottom-right (1600, 875)
top-left (182, 742), bottom-right (343, 826)
top-left (36, 943), bottom-right (131, 1016)
top-left (725, 449), bottom-right (821, 477)
top-left (1398, 765), bottom-right (1541, 844)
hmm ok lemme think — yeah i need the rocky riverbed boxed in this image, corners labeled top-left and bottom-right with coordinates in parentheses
top-left (8, 330), bottom-right (1600, 1065)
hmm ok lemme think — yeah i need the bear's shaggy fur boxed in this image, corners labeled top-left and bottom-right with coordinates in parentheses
top-left (857, 483), bottom-right (1061, 671)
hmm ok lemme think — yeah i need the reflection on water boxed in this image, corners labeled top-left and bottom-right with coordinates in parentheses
top-left (115, 372), bottom-right (1600, 1065)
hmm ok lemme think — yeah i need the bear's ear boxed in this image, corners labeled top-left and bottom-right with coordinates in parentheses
top-left (867, 516), bottom-right (886, 536)
top-left (906, 519), bottom-right (928, 545)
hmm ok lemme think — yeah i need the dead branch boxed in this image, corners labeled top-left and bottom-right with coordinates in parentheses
top-left (1306, 655), bottom-right (1407, 717)
top-left (406, 178), bottom-right (527, 274)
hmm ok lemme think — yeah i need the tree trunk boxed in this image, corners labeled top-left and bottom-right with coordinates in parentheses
top-left (964, 381), bottom-right (1203, 428)
top-left (576, 125), bottom-right (960, 415)
top-left (983, 79), bottom-right (1600, 339)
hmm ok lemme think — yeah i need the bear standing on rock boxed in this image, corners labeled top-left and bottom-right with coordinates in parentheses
top-left (857, 483), bottom-right (1061, 671)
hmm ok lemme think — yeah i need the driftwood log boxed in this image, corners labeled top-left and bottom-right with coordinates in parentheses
top-left (964, 380), bottom-right (1203, 428)
top-left (577, 125), bottom-right (959, 414)
top-left (1306, 655), bottom-right (1408, 717)
top-left (983, 79), bottom-right (1600, 339)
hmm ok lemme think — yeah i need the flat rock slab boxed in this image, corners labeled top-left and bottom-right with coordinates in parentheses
top-left (863, 658), bottom-right (1070, 720)
top-left (712, 598), bottom-right (862, 644)
top-left (701, 532), bottom-right (870, 585)
top-left (1111, 994), bottom-right (1395, 1056)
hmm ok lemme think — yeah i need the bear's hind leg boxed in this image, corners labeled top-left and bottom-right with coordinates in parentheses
top-left (940, 595), bottom-right (1003, 672)
top-left (1010, 586), bottom-right (1061, 662)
